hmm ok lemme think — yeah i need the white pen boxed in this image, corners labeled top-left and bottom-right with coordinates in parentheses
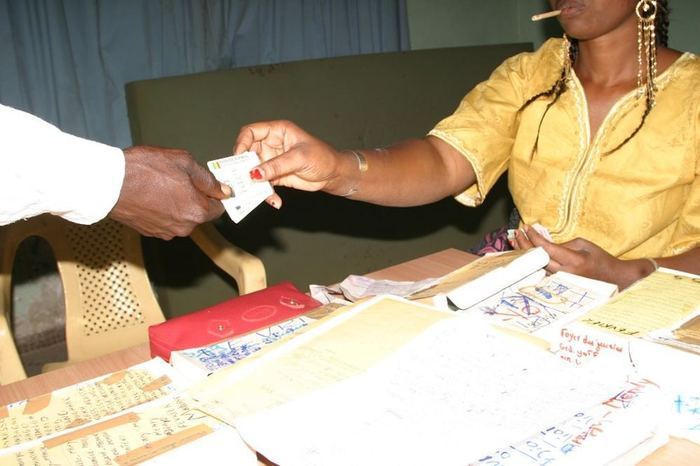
top-left (531, 9), bottom-right (562, 21)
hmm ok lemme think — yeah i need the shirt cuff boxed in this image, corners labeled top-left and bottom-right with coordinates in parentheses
top-left (52, 134), bottom-right (125, 224)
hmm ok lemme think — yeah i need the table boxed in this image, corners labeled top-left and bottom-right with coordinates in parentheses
top-left (0, 248), bottom-right (474, 405)
top-left (1, 248), bottom-right (697, 464)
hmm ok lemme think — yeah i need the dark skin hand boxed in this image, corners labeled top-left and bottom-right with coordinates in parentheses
top-left (513, 225), bottom-right (656, 290)
top-left (109, 146), bottom-right (231, 240)
top-left (514, 225), bottom-right (700, 290)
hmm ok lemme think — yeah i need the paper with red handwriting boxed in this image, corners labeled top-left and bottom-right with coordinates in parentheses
top-left (470, 379), bottom-right (667, 465)
top-left (555, 268), bottom-right (700, 368)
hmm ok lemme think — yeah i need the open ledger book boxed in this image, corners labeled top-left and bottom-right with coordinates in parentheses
top-left (411, 248), bottom-right (618, 348)
top-left (192, 295), bottom-right (667, 466)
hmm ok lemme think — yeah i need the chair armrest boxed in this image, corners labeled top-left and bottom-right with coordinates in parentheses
top-left (190, 223), bottom-right (267, 295)
top-left (0, 313), bottom-right (27, 384)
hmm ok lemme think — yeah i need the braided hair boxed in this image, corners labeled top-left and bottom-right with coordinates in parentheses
top-left (521, 0), bottom-right (670, 158)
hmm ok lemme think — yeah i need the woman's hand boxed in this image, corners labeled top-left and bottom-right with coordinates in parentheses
top-left (234, 120), bottom-right (478, 208)
top-left (234, 120), bottom-right (343, 208)
top-left (512, 225), bottom-right (656, 289)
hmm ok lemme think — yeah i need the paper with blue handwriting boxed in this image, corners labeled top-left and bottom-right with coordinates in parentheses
top-left (467, 271), bottom-right (616, 345)
top-left (170, 316), bottom-right (314, 379)
top-left (195, 295), bottom-right (633, 466)
top-left (471, 379), bottom-right (666, 465)
top-left (671, 392), bottom-right (700, 444)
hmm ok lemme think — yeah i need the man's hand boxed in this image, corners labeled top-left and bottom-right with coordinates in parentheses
top-left (109, 146), bottom-right (231, 240)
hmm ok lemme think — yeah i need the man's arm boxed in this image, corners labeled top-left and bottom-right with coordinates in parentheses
top-left (0, 103), bottom-right (229, 239)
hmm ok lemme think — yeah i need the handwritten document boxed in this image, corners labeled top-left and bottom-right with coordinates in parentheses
top-left (0, 395), bottom-right (256, 466)
top-left (581, 269), bottom-right (700, 337)
top-left (0, 358), bottom-right (190, 449)
top-left (171, 316), bottom-right (314, 379)
top-left (672, 392), bottom-right (700, 444)
top-left (472, 379), bottom-right (666, 465)
top-left (194, 297), bottom-right (453, 417)
top-left (469, 271), bottom-right (615, 345)
top-left (197, 296), bottom-right (632, 466)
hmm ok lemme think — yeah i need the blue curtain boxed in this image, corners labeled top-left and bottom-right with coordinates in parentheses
top-left (0, 0), bottom-right (409, 148)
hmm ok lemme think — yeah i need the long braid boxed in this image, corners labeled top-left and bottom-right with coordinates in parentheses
top-left (519, 38), bottom-right (578, 160)
top-left (521, 0), bottom-right (670, 159)
top-left (656, 0), bottom-right (670, 47)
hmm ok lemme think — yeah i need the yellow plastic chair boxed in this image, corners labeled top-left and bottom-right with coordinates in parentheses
top-left (0, 215), bottom-right (265, 385)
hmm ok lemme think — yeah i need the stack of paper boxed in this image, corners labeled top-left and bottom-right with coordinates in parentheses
top-left (0, 395), bottom-right (255, 465)
top-left (410, 248), bottom-right (550, 306)
top-left (193, 296), bottom-right (664, 465)
top-left (441, 247), bottom-right (551, 310)
top-left (0, 359), bottom-right (189, 450)
top-left (555, 268), bottom-right (700, 376)
top-left (0, 359), bottom-right (257, 465)
top-left (646, 309), bottom-right (700, 355)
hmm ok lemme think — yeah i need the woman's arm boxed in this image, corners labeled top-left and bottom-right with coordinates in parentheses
top-left (513, 226), bottom-right (700, 290)
top-left (234, 120), bottom-right (475, 208)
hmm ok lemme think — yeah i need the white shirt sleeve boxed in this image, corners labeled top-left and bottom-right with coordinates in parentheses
top-left (0, 103), bottom-right (125, 225)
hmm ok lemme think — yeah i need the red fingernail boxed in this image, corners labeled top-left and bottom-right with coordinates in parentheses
top-left (250, 168), bottom-right (263, 180)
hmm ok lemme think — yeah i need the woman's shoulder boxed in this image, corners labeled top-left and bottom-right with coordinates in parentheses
top-left (659, 49), bottom-right (700, 100)
top-left (663, 47), bottom-right (700, 75)
top-left (503, 37), bottom-right (563, 68)
top-left (494, 38), bottom-right (564, 89)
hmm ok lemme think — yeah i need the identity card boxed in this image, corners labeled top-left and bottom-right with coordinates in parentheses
top-left (207, 152), bottom-right (273, 223)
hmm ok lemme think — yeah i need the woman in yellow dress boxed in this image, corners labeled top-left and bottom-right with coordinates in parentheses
top-left (234, 0), bottom-right (699, 290)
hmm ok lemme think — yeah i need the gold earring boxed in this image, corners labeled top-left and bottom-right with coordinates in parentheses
top-left (559, 33), bottom-right (573, 91)
top-left (562, 34), bottom-right (572, 74)
top-left (636, 0), bottom-right (658, 107)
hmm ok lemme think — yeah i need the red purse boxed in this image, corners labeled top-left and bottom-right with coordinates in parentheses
top-left (148, 281), bottom-right (321, 362)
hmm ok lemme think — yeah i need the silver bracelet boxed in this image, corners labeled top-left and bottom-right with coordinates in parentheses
top-left (644, 257), bottom-right (659, 272)
top-left (340, 150), bottom-right (368, 197)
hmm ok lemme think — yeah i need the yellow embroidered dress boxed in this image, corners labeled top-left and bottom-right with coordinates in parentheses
top-left (430, 38), bottom-right (700, 259)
